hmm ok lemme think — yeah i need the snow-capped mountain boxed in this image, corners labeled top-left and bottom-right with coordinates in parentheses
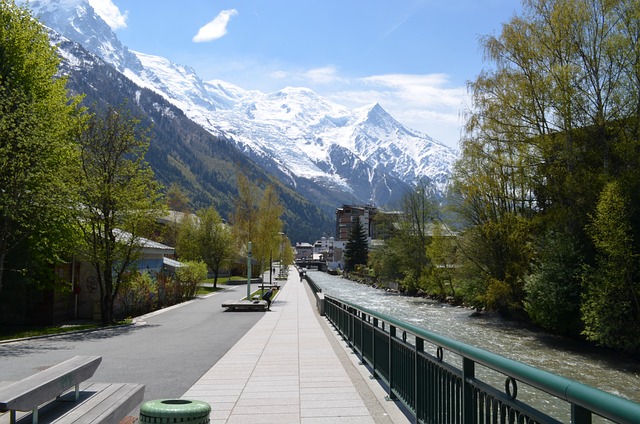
top-left (24, 0), bottom-right (458, 207)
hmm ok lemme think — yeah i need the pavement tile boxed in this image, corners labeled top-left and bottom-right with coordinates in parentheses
top-left (225, 413), bottom-right (300, 424)
top-left (302, 406), bottom-right (372, 417)
top-left (301, 417), bottom-right (376, 424)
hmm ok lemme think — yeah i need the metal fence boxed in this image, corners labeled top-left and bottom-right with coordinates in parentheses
top-left (322, 294), bottom-right (640, 424)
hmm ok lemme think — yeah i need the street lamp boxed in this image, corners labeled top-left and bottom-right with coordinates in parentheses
top-left (278, 232), bottom-right (286, 279)
top-left (246, 241), bottom-right (252, 301)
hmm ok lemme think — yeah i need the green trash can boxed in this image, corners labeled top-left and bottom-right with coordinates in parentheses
top-left (139, 399), bottom-right (211, 424)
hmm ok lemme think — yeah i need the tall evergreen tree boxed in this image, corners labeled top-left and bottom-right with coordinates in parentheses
top-left (344, 216), bottom-right (368, 272)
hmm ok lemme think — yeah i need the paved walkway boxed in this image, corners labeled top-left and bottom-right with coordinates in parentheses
top-left (181, 269), bottom-right (410, 424)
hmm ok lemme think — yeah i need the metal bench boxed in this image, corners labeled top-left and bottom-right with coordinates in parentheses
top-left (0, 356), bottom-right (144, 424)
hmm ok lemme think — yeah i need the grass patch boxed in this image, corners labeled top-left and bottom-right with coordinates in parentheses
top-left (196, 285), bottom-right (222, 295)
top-left (244, 287), bottom-right (278, 301)
top-left (0, 319), bottom-right (131, 342)
top-left (201, 276), bottom-right (246, 285)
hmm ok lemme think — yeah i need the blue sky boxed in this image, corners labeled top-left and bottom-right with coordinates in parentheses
top-left (87, 0), bottom-right (522, 149)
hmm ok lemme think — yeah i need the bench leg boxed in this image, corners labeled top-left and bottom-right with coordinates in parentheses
top-left (7, 407), bottom-right (40, 424)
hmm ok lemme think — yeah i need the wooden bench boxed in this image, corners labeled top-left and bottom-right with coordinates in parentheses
top-left (0, 356), bottom-right (144, 424)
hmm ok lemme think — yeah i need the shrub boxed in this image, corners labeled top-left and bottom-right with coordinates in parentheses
top-left (173, 261), bottom-right (208, 302)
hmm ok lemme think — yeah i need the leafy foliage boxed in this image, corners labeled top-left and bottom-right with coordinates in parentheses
top-left (0, 0), bottom-right (83, 294)
top-left (450, 0), bottom-right (640, 352)
top-left (582, 181), bottom-right (640, 352)
top-left (176, 207), bottom-right (233, 288)
top-left (174, 260), bottom-right (208, 301)
top-left (231, 175), bottom-right (285, 277)
top-left (524, 232), bottom-right (583, 335)
top-left (76, 105), bottom-right (165, 324)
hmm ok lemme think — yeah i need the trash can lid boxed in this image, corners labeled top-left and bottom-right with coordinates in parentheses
top-left (140, 399), bottom-right (211, 420)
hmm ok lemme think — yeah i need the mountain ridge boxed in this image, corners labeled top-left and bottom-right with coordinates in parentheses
top-left (22, 0), bottom-right (458, 215)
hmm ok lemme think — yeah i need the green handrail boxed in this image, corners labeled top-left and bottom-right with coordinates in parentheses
top-left (324, 294), bottom-right (640, 424)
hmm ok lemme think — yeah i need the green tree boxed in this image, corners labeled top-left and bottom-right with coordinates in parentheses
top-left (0, 0), bottom-right (84, 293)
top-left (454, 0), bottom-right (640, 318)
top-left (582, 181), bottom-right (640, 352)
top-left (425, 222), bottom-right (457, 299)
top-left (76, 105), bottom-right (164, 324)
top-left (232, 173), bottom-right (259, 250)
top-left (174, 260), bottom-right (208, 301)
top-left (175, 213), bottom-right (200, 261)
top-left (232, 175), bottom-right (285, 277)
top-left (344, 216), bottom-right (368, 272)
top-left (166, 183), bottom-right (191, 213)
top-left (254, 185), bottom-right (283, 275)
top-left (393, 183), bottom-right (437, 292)
top-left (524, 232), bottom-right (583, 335)
top-left (197, 207), bottom-right (233, 288)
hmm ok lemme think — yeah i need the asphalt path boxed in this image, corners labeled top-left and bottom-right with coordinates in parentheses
top-left (0, 282), bottom-right (265, 405)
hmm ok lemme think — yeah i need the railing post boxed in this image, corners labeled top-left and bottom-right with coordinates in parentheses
top-left (415, 337), bottom-right (424, 424)
top-left (572, 404), bottom-right (592, 424)
top-left (462, 357), bottom-right (475, 424)
top-left (388, 325), bottom-right (397, 400)
top-left (360, 313), bottom-right (366, 356)
top-left (372, 317), bottom-right (378, 378)
top-left (348, 306), bottom-right (353, 347)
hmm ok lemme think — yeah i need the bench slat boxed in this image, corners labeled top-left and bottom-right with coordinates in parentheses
top-left (13, 382), bottom-right (144, 424)
top-left (0, 356), bottom-right (101, 411)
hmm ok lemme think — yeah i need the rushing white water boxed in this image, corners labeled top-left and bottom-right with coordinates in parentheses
top-left (307, 270), bottom-right (640, 420)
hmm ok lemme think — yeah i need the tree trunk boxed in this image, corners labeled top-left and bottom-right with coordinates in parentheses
top-left (101, 269), bottom-right (115, 325)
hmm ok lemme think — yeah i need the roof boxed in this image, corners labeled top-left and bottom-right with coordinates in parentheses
top-left (114, 229), bottom-right (175, 255)
top-left (163, 257), bottom-right (184, 268)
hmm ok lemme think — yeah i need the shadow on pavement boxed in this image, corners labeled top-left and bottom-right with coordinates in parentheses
top-left (0, 323), bottom-right (159, 358)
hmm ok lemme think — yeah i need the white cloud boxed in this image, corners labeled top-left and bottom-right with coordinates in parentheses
top-left (269, 66), bottom-right (347, 86)
top-left (193, 9), bottom-right (238, 43)
top-left (88, 0), bottom-right (127, 30)
top-left (302, 67), bottom-right (346, 85)
top-left (359, 74), bottom-right (464, 109)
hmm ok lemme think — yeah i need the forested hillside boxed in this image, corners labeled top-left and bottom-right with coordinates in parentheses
top-left (56, 35), bottom-right (334, 242)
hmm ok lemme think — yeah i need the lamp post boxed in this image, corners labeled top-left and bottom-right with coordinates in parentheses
top-left (267, 249), bottom-right (272, 289)
top-left (278, 232), bottom-right (286, 279)
top-left (246, 241), bottom-right (252, 301)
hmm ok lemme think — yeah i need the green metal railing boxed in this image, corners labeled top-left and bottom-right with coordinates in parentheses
top-left (322, 294), bottom-right (640, 424)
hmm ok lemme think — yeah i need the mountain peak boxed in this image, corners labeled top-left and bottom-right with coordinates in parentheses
top-left (30, 0), bottom-right (458, 206)
top-left (353, 102), bottom-right (397, 130)
top-left (23, 0), bottom-right (143, 73)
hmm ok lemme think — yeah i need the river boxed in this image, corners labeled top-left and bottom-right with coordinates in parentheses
top-left (307, 270), bottom-right (640, 413)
